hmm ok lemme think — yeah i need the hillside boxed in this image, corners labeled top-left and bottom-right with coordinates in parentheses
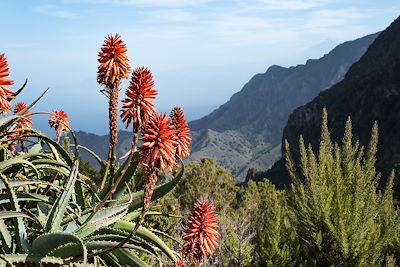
top-left (265, 16), bottom-right (400, 188)
top-left (189, 32), bottom-right (378, 180)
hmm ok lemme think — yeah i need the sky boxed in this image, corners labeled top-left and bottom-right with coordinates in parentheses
top-left (1, 0), bottom-right (399, 135)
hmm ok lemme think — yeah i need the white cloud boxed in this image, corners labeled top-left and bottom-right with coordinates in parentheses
top-left (35, 4), bottom-right (78, 19)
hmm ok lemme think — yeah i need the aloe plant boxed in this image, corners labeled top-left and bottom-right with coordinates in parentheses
top-left (0, 34), bottom-right (191, 266)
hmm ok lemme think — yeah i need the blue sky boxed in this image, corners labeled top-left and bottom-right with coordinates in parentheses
top-left (1, 0), bottom-right (399, 134)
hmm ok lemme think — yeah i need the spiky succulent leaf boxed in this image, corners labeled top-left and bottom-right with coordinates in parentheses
top-left (112, 221), bottom-right (176, 261)
top-left (45, 160), bottom-right (79, 233)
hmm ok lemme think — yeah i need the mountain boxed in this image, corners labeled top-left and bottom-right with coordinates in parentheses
top-left (264, 17), bottom-right (400, 188)
top-left (188, 32), bottom-right (378, 181)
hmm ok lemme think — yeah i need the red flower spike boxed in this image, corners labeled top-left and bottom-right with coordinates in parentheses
top-left (49, 110), bottom-right (69, 143)
top-left (182, 200), bottom-right (220, 265)
top-left (170, 107), bottom-right (191, 160)
top-left (0, 54), bottom-right (15, 115)
top-left (97, 33), bottom-right (130, 88)
top-left (121, 67), bottom-right (157, 131)
top-left (139, 113), bottom-right (177, 173)
top-left (13, 102), bottom-right (32, 129)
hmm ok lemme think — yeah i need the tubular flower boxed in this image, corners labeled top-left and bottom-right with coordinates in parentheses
top-left (139, 113), bottom-right (177, 213)
top-left (97, 33), bottom-right (130, 89)
top-left (0, 54), bottom-right (15, 115)
top-left (49, 110), bottom-right (69, 143)
top-left (13, 102), bottom-right (32, 129)
top-left (182, 200), bottom-right (220, 266)
top-left (170, 107), bottom-right (191, 159)
top-left (121, 67), bottom-right (157, 132)
top-left (139, 113), bottom-right (177, 173)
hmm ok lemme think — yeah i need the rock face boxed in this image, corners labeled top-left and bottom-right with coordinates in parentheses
top-left (189, 33), bottom-right (378, 181)
top-left (266, 17), bottom-right (400, 188)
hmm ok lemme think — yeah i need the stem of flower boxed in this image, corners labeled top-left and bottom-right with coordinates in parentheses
top-left (108, 83), bottom-right (119, 183)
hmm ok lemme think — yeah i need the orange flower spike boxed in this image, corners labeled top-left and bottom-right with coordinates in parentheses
top-left (13, 102), bottom-right (32, 129)
top-left (121, 67), bottom-right (157, 132)
top-left (139, 113), bottom-right (177, 172)
top-left (0, 54), bottom-right (15, 115)
top-left (97, 33), bottom-right (130, 88)
top-left (170, 107), bottom-right (191, 159)
top-left (49, 110), bottom-right (69, 143)
top-left (182, 200), bottom-right (220, 265)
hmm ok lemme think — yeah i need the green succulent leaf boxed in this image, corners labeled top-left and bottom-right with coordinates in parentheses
top-left (0, 175), bottom-right (29, 253)
top-left (111, 248), bottom-right (148, 267)
top-left (0, 211), bottom-right (33, 220)
top-left (31, 233), bottom-right (87, 265)
top-left (0, 219), bottom-right (12, 253)
top-left (75, 202), bottom-right (130, 239)
top-left (0, 193), bottom-right (49, 205)
top-left (0, 254), bottom-right (67, 265)
top-left (45, 160), bottom-right (79, 233)
top-left (112, 221), bottom-right (176, 261)
top-left (13, 78), bottom-right (28, 97)
top-left (113, 152), bottom-right (139, 200)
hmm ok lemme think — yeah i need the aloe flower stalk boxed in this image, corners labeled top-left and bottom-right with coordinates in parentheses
top-left (97, 33), bottom-right (130, 180)
top-left (182, 200), bottom-right (220, 266)
top-left (139, 113), bottom-right (177, 212)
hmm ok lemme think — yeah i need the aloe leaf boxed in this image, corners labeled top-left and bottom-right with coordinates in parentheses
top-left (75, 180), bottom-right (86, 210)
top-left (100, 253), bottom-right (123, 267)
top-left (0, 193), bottom-right (49, 205)
top-left (127, 164), bottom-right (184, 212)
top-left (0, 180), bottom-right (62, 191)
top-left (113, 221), bottom-right (176, 261)
top-left (37, 203), bottom-right (48, 229)
top-left (30, 159), bottom-right (70, 169)
top-left (98, 153), bottom-right (135, 202)
top-left (0, 254), bottom-right (67, 265)
top-left (0, 115), bottom-right (21, 134)
top-left (112, 152), bottom-right (139, 200)
top-left (77, 145), bottom-right (105, 169)
top-left (31, 232), bottom-right (87, 264)
top-left (0, 157), bottom-right (39, 175)
top-left (88, 232), bottom-right (158, 256)
top-left (0, 211), bottom-right (33, 220)
top-left (0, 219), bottom-right (12, 253)
top-left (112, 248), bottom-right (148, 267)
top-left (45, 160), bottom-right (79, 233)
top-left (52, 240), bottom-right (156, 260)
top-left (14, 78), bottom-right (28, 97)
top-left (74, 202), bottom-right (129, 239)
top-left (23, 130), bottom-right (73, 166)
top-left (0, 175), bottom-right (29, 253)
